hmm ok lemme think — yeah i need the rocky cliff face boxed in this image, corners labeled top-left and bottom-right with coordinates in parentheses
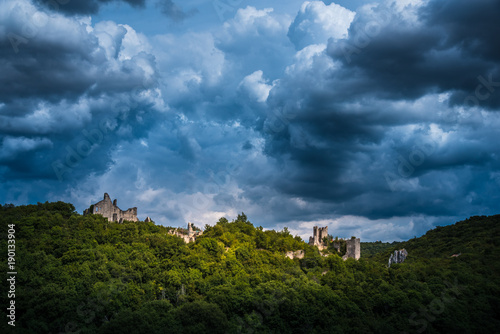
top-left (388, 249), bottom-right (408, 267)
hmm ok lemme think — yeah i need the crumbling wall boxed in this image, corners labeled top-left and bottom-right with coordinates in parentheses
top-left (332, 240), bottom-right (344, 254)
top-left (307, 224), bottom-right (360, 260)
top-left (343, 237), bottom-right (361, 260)
top-left (84, 193), bottom-right (138, 223)
top-left (168, 222), bottom-right (203, 243)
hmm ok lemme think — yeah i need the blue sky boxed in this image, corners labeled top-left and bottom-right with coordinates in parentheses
top-left (1, 0), bottom-right (499, 242)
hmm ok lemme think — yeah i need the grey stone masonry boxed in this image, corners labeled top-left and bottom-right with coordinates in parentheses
top-left (309, 225), bottom-right (361, 260)
top-left (168, 222), bottom-right (203, 243)
top-left (343, 237), bottom-right (361, 260)
top-left (84, 193), bottom-right (138, 223)
top-left (308, 226), bottom-right (329, 250)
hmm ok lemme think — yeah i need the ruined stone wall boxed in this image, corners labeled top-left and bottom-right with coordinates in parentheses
top-left (311, 228), bottom-right (360, 261)
top-left (84, 193), bottom-right (138, 223)
top-left (168, 222), bottom-right (203, 243)
top-left (343, 237), bottom-right (361, 260)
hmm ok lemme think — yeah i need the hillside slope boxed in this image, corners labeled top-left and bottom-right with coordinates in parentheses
top-left (1, 203), bottom-right (499, 333)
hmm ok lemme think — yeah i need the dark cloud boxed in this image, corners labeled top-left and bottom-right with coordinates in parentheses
top-left (33, 0), bottom-right (145, 15)
top-left (260, 0), bottom-right (500, 222)
top-left (326, 0), bottom-right (500, 108)
top-left (0, 2), bottom-right (162, 185)
top-left (1, 0), bottom-right (500, 241)
top-left (156, 0), bottom-right (196, 21)
top-left (420, 0), bottom-right (500, 62)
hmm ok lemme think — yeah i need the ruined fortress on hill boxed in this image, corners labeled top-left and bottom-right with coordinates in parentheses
top-left (83, 193), bottom-right (200, 241)
top-left (308, 226), bottom-right (361, 260)
top-left (83, 193), bottom-right (139, 223)
top-left (85, 194), bottom-right (359, 259)
top-left (168, 222), bottom-right (203, 243)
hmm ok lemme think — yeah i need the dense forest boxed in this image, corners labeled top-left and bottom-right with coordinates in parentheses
top-left (360, 241), bottom-right (401, 259)
top-left (1, 202), bottom-right (499, 333)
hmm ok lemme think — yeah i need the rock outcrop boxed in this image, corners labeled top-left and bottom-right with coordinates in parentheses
top-left (388, 249), bottom-right (408, 267)
top-left (285, 250), bottom-right (305, 259)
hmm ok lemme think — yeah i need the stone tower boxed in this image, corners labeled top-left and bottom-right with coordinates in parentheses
top-left (309, 226), bottom-right (329, 250)
top-left (343, 237), bottom-right (361, 260)
top-left (309, 225), bottom-right (361, 260)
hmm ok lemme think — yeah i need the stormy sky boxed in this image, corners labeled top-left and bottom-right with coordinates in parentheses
top-left (1, 0), bottom-right (499, 241)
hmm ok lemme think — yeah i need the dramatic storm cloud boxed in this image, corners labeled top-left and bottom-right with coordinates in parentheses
top-left (33, 0), bottom-right (146, 15)
top-left (1, 0), bottom-right (499, 241)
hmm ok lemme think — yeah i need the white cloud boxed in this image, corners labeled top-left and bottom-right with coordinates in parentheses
top-left (137, 187), bottom-right (165, 202)
top-left (94, 21), bottom-right (127, 60)
top-left (153, 32), bottom-right (226, 101)
top-left (288, 1), bottom-right (355, 50)
top-left (223, 6), bottom-right (288, 37)
top-left (119, 24), bottom-right (152, 61)
top-left (284, 43), bottom-right (333, 75)
top-left (238, 70), bottom-right (274, 103)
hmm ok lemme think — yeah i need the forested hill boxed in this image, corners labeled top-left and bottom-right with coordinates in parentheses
top-left (373, 215), bottom-right (500, 262)
top-left (1, 202), bottom-right (499, 333)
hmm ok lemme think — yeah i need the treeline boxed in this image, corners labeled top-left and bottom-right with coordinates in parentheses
top-left (1, 202), bottom-right (499, 333)
top-left (361, 241), bottom-right (401, 258)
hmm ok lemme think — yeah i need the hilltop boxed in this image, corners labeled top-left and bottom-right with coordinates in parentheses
top-left (1, 202), bottom-right (499, 333)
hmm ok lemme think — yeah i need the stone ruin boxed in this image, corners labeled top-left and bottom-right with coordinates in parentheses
top-left (83, 193), bottom-right (202, 243)
top-left (309, 226), bottom-right (329, 251)
top-left (388, 249), bottom-right (408, 267)
top-left (84, 193), bottom-right (138, 223)
top-left (335, 237), bottom-right (361, 261)
top-left (309, 226), bottom-right (360, 260)
top-left (168, 222), bottom-right (203, 243)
